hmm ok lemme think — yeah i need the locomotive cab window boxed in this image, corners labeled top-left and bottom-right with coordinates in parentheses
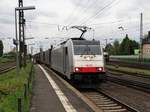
top-left (74, 45), bottom-right (101, 55)
top-left (73, 40), bottom-right (101, 55)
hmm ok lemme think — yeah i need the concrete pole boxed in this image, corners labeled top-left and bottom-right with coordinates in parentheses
top-left (139, 13), bottom-right (143, 62)
top-left (15, 9), bottom-right (20, 74)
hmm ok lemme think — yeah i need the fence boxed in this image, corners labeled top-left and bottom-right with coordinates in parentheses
top-left (110, 55), bottom-right (150, 63)
top-left (17, 64), bottom-right (34, 112)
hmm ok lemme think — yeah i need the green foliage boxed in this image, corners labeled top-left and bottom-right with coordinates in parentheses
top-left (105, 43), bottom-right (113, 54)
top-left (0, 63), bottom-right (33, 112)
top-left (119, 34), bottom-right (139, 55)
top-left (113, 40), bottom-right (120, 55)
top-left (0, 57), bottom-right (13, 64)
top-left (0, 40), bottom-right (4, 57)
top-left (4, 52), bottom-right (16, 58)
top-left (129, 40), bottom-right (139, 55)
top-left (0, 52), bottom-right (16, 64)
top-left (106, 34), bottom-right (139, 55)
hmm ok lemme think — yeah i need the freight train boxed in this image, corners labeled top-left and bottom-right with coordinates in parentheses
top-left (35, 38), bottom-right (106, 88)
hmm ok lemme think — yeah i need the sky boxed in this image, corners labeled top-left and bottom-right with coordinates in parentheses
top-left (0, 0), bottom-right (150, 53)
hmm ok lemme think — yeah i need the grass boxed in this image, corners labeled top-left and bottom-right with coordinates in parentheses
top-left (0, 63), bottom-right (34, 112)
top-left (0, 57), bottom-right (14, 64)
top-left (106, 65), bottom-right (150, 76)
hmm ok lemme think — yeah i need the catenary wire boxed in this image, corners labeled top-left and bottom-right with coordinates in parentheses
top-left (80, 0), bottom-right (118, 25)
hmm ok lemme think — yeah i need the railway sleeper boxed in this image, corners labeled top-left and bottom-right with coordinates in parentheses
top-left (97, 103), bottom-right (118, 107)
top-left (87, 95), bottom-right (105, 98)
top-left (103, 108), bottom-right (127, 112)
top-left (95, 101), bottom-right (115, 105)
top-left (101, 106), bottom-right (122, 109)
top-left (88, 94), bottom-right (106, 98)
top-left (88, 96), bottom-right (108, 100)
top-left (94, 99), bottom-right (112, 102)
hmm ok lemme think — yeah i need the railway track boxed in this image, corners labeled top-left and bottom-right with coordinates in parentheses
top-left (0, 62), bottom-right (16, 74)
top-left (106, 74), bottom-right (150, 93)
top-left (45, 65), bottom-right (141, 112)
top-left (81, 89), bottom-right (139, 112)
top-left (107, 68), bottom-right (150, 79)
top-left (0, 66), bottom-right (16, 74)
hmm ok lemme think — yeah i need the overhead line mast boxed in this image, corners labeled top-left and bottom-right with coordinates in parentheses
top-left (139, 13), bottom-right (143, 62)
top-left (18, 0), bottom-right (26, 67)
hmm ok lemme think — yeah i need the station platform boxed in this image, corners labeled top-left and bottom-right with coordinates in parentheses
top-left (30, 64), bottom-right (97, 112)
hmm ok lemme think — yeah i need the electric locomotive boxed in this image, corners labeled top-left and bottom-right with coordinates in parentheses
top-left (35, 26), bottom-right (106, 88)
top-left (51, 38), bottom-right (105, 88)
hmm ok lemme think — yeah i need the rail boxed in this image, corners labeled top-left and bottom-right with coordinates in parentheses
top-left (106, 74), bottom-right (150, 93)
top-left (0, 62), bottom-right (16, 74)
top-left (81, 89), bottom-right (139, 112)
top-left (107, 68), bottom-right (150, 79)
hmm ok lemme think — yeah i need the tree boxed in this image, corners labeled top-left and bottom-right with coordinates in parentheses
top-left (104, 34), bottom-right (139, 55)
top-left (129, 40), bottom-right (139, 55)
top-left (119, 34), bottom-right (131, 55)
top-left (119, 34), bottom-right (139, 55)
top-left (105, 43), bottom-right (113, 55)
top-left (113, 40), bottom-right (120, 55)
top-left (0, 40), bottom-right (3, 57)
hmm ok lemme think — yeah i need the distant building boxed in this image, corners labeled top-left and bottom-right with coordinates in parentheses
top-left (142, 31), bottom-right (150, 58)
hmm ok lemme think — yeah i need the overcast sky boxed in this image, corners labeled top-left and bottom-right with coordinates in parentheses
top-left (0, 0), bottom-right (150, 52)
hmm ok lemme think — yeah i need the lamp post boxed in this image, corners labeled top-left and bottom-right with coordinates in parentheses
top-left (15, 6), bottom-right (36, 11)
top-left (118, 26), bottom-right (128, 39)
top-left (15, 6), bottom-right (35, 74)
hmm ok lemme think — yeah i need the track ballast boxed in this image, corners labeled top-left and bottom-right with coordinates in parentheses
top-left (81, 89), bottom-right (139, 112)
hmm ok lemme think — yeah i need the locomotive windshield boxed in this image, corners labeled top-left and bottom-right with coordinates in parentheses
top-left (73, 40), bottom-right (101, 55)
top-left (74, 45), bottom-right (101, 55)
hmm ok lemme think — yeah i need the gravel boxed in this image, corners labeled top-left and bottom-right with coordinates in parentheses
top-left (99, 81), bottom-right (150, 112)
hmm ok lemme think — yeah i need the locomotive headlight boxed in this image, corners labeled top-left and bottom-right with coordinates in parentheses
top-left (75, 67), bottom-right (79, 72)
top-left (98, 67), bottom-right (103, 71)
